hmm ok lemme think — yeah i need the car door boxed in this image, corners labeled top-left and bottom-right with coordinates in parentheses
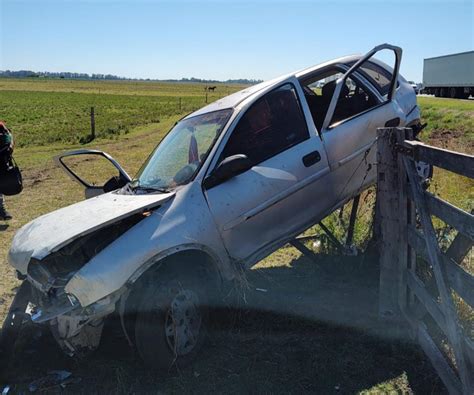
top-left (55, 149), bottom-right (131, 199)
top-left (320, 44), bottom-right (405, 203)
top-left (204, 78), bottom-right (330, 266)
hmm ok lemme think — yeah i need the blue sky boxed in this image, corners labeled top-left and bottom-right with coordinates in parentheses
top-left (1, 0), bottom-right (473, 82)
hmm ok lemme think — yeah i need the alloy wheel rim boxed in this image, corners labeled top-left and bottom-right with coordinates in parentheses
top-left (164, 289), bottom-right (202, 356)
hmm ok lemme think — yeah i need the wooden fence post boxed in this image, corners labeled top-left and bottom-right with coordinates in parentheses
top-left (377, 127), bottom-right (403, 318)
top-left (90, 106), bottom-right (96, 140)
top-left (205, 92), bottom-right (208, 104)
top-left (395, 128), bottom-right (414, 317)
top-left (179, 97), bottom-right (182, 111)
top-left (397, 128), bottom-right (417, 315)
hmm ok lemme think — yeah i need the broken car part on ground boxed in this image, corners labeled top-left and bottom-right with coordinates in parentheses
top-left (2, 44), bottom-right (423, 370)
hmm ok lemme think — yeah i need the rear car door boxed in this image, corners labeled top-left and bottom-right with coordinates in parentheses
top-left (319, 45), bottom-right (405, 202)
top-left (204, 78), bottom-right (330, 266)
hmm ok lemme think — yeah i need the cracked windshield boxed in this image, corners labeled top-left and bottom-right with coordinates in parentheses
top-left (136, 109), bottom-right (232, 190)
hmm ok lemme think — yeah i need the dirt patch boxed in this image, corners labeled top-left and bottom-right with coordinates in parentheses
top-left (22, 170), bottom-right (52, 188)
top-left (426, 129), bottom-right (474, 154)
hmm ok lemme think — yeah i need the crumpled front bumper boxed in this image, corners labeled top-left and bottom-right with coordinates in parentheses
top-left (26, 281), bottom-right (126, 356)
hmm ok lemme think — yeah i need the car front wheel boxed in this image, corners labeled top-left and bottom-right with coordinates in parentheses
top-left (134, 272), bottom-right (209, 371)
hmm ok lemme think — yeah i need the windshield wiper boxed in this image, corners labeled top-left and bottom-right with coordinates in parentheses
top-left (128, 181), bottom-right (171, 194)
top-left (135, 186), bottom-right (170, 193)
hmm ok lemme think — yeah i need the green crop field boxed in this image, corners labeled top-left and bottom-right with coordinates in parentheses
top-left (0, 79), bottom-right (472, 393)
top-left (0, 78), bottom-right (244, 146)
top-left (0, 78), bottom-right (241, 96)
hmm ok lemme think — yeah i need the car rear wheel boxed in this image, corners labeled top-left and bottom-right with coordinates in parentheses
top-left (134, 271), bottom-right (209, 371)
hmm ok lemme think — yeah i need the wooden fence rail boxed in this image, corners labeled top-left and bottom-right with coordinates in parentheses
top-left (377, 127), bottom-right (473, 395)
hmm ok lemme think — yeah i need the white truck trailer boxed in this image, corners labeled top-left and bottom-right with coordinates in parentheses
top-left (422, 51), bottom-right (474, 99)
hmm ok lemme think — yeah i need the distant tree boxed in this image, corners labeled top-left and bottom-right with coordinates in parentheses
top-left (0, 69), bottom-right (263, 85)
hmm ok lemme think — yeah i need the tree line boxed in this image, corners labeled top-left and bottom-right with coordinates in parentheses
top-left (0, 70), bottom-right (262, 85)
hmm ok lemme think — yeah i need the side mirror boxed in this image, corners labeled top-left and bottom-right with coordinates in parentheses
top-left (203, 154), bottom-right (252, 189)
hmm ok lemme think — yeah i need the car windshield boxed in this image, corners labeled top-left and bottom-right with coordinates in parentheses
top-left (134, 109), bottom-right (232, 191)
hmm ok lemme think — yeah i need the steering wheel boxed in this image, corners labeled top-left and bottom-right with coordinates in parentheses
top-left (173, 162), bottom-right (199, 185)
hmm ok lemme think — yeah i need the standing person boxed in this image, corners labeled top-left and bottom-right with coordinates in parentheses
top-left (0, 121), bottom-right (14, 220)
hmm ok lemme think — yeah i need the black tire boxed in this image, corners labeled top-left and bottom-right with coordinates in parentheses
top-left (449, 87), bottom-right (457, 99)
top-left (134, 271), bottom-right (209, 371)
top-left (434, 88), bottom-right (440, 97)
top-left (440, 88), bottom-right (447, 98)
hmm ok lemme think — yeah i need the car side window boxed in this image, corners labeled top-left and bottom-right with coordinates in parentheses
top-left (301, 69), bottom-right (378, 130)
top-left (220, 83), bottom-right (309, 166)
top-left (301, 69), bottom-right (344, 131)
top-left (329, 75), bottom-right (378, 127)
top-left (347, 60), bottom-right (394, 99)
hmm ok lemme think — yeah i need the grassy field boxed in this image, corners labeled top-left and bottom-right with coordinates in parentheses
top-left (0, 79), bottom-right (472, 392)
top-left (417, 96), bottom-right (474, 145)
top-left (0, 78), bottom-right (240, 96)
top-left (0, 78), bottom-right (244, 146)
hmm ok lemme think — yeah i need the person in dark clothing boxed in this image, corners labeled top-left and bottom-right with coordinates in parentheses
top-left (0, 121), bottom-right (14, 220)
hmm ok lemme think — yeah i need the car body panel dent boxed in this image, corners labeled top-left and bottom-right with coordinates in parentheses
top-left (8, 191), bottom-right (175, 274)
top-left (65, 182), bottom-right (234, 307)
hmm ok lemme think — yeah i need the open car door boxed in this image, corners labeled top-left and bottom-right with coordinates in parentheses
top-left (55, 149), bottom-right (132, 199)
top-left (321, 43), bottom-right (402, 134)
top-left (317, 44), bottom-right (405, 203)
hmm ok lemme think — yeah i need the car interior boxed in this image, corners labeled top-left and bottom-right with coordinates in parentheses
top-left (301, 68), bottom-right (378, 131)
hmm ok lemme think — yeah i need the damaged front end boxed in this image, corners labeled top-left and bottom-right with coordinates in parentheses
top-left (18, 214), bottom-right (142, 356)
top-left (5, 191), bottom-right (174, 358)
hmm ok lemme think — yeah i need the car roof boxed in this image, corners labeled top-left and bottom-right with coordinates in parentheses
top-left (183, 53), bottom-right (400, 120)
top-left (183, 74), bottom-right (292, 119)
top-left (183, 55), bottom-right (361, 119)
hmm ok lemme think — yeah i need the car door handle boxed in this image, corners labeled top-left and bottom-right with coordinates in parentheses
top-left (302, 151), bottom-right (321, 167)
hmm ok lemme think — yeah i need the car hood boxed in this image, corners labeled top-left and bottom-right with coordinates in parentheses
top-left (9, 191), bottom-right (175, 274)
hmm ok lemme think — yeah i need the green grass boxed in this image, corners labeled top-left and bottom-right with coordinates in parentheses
top-left (417, 96), bottom-right (474, 145)
top-left (0, 78), bottom-right (243, 147)
top-left (0, 77), bottom-right (243, 97)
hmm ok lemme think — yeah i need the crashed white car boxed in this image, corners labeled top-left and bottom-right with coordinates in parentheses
top-left (4, 44), bottom-right (422, 369)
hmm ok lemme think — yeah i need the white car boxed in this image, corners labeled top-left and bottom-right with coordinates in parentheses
top-left (3, 44), bottom-right (421, 369)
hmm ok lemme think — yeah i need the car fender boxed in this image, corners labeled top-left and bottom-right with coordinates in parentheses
top-left (396, 79), bottom-right (421, 125)
top-left (65, 181), bottom-right (236, 307)
top-left (126, 242), bottom-right (227, 286)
